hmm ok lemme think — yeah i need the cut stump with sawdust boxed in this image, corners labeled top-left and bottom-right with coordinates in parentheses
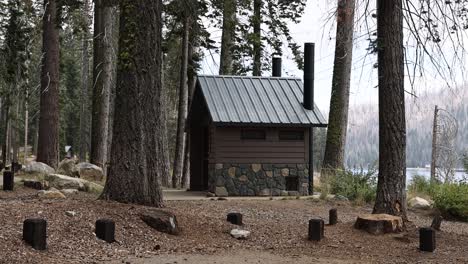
top-left (354, 214), bottom-right (403, 235)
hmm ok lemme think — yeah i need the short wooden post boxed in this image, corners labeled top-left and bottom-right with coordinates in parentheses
top-left (95, 219), bottom-right (115, 243)
top-left (3, 170), bottom-right (14, 191)
top-left (227, 213), bottom-right (243, 225)
top-left (308, 219), bottom-right (324, 241)
top-left (431, 215), bottom-right (443, 231)
top-left (420, 227), bottom-right (436, 252)
top-left (329, 209), bottom-right (338, 225)
top-left (23, 219), bottom-right (47, 250)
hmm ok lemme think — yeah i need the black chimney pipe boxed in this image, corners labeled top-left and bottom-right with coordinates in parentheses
top-left (303, 43), bottom-right (315, 195)
top-left (303, 43), bottom-right (315, 110)
top-left (272, 57), bottom-right (282, 77)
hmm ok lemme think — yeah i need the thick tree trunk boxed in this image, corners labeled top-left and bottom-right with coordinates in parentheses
top-left (1, 102), bottom-right (9, 167)
top-left (172, 16), bottom-right (190, 189)
top-left (79, 0), bottom-right (91, 162)
top-left (252, 0), bottom-right (262, 76)
top-left (90, 0), bottom-right (118, 169)
top-left (101, 0), bottom-right (166, 206)
top-left (219, 0), bottom-right (236, 75)
top-left (322, 0), bottom-right (355, 172)
top-left (373, 0), bottom-right (407, 220)
top-left (37, 0), bottom-right (60, 168)
top-left (161, 54), bottom-right (171, 187)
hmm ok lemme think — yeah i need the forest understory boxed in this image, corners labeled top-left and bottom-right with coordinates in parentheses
top-left (0, 187), bottom-right (467, 264)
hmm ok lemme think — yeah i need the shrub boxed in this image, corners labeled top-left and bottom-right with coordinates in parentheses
top-left (329, 169), bottom-right (377, 204)
top-left (408, 175), bottom-right (438, 197)
top-left (433, 183), bottom-right (468, 221)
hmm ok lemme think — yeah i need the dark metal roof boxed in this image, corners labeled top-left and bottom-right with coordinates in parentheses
top-left (196, 75), bottom-right (327, 126)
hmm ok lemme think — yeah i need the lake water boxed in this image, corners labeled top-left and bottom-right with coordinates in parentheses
top-left (406, 168), bottom-right (466, 184)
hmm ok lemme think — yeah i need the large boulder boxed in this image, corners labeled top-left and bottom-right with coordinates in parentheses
top-left (23, 162), bottom-right (55, 176)
top-left (76, 162), bottom-right (104, 182)
top-left (140, 210), bottom-right (179, 235)
top-left (408, 197), bottom-right (431, 210)
top-left (57, 158), bottom-right (79, 178)
top-left (45, 174), bottom-right (86, 190)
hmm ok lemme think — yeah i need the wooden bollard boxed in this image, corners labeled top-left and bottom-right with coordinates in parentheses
top-left (431, 215), bottom-right (443, 231)
top-left (23, 219), bottom-right (47, 250)
top-left (420, 227), bottom-right (436, 252)
top-left (329, 209), bottom-right (338, 225)
top-left (3, 171), bottom-right (14, 191)
top-left (95, 219), bottom-right (115, 243)
top-left (308, 219), bottom-right (324, 241)
top-left (227, 213), bottom-right (243, 225)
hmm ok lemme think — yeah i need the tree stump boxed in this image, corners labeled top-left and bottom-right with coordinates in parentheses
top-left (354, 214), bottom-right (403, 235)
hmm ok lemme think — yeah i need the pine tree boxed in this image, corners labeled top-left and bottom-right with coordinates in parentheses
top-left (101, 0), bottom-right (166, 206)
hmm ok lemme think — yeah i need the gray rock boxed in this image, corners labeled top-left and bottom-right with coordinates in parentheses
top-left (140, 210), bottom-right (179, 235)
top-left (280, 190), bottom-right (289, 196)
top-left (37, 189), bottom-right (66, 199)
top-left (45, 174), bottom-right (86, 190)
top-left (61, 189), bottom-right (79, 195)
top-left (408, 197), bottom-right (431, 210)
top-left (215, 187), bottom-right (228, 197)
top-left (23, 162), bottom-right (55, 176)
top-left (230, 229), bottom-right (250, 239)
top-left (335, 194), bottom-right (349, 201)
top-left (76, 162), bottom-right (104, 182)
top-left (288, 191), bottom-right (300, 197)
top-left (57, 158), bottom-right (79, 177)
top-left (258, 188), bottom-right (271, 196)
top-left (23, 180), bottom-right (48, 190)
top-left (65, 211), bottom-right (76, 217)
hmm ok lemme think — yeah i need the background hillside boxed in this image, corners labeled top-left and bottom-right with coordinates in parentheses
top-left (344, 89), bottom-right (468, 168)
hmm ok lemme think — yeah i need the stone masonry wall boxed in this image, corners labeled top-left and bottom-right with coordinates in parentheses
top-left (208, 163), bottom-right (310, 196)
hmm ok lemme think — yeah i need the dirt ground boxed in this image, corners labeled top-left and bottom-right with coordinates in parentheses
top-left (0, 187), bottom-right (467, 264)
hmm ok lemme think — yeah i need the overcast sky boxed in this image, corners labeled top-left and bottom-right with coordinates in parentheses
top-left (200, 0), bottom-right (467, 113)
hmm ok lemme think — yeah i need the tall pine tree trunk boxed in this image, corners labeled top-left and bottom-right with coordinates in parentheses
top-left (79, 0), bottom-right (91, 161)
top-left (322, 0), bottom-right (355, 172)
top-left (37, 0), bottom-right (60, 168)
top-left (172, 15), bottom-right (190, 189)
top-left (219, 0), bottom-right (236, 75)
top-left (252, 0), bottom-right (262, 76)
top-left (101, 0), bottom-right (166, 206)
top-left (91, 0), bottom-right (118, 169)
top-left (373, 0), bottom-right (407, 219)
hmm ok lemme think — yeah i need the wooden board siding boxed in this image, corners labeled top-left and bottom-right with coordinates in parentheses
top-left (211, 127), bottom-right (309, 164)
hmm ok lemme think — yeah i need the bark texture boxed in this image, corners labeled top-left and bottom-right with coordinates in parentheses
top-left (37, 0), bottom-right (60, 168)
top-left (172, 16), bottom-right (190, 189)
top-left (373, 0), bottom-right (407, 219)
top-left (101, 0), bottom-right (166, 206)
top-left (322, 0), bottom-right (355, 171)
top-left (90, 0), bottom-right (118, 169)
top-left (252, 0), bottom-right (262, 76)
top-left (79, 0), bottom-right (91, 161)
top-left (219, 0), bottom-right (236, 75)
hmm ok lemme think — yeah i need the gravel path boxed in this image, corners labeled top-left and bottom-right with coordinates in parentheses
top-left (0, 187), bottom-right (467, 264)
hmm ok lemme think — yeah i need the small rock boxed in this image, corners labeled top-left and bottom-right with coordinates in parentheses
top-left (61, 189), bottom-right (79, 195)
top-left (206, 192), bottom-right (216, 197)
top-left (23, 180), bottom-right (47, 190)
top-left (37, 189), bottom-right (66, 199)
top-left (215, 187), bottom-right (228, 197)
top-left (217, 197), bottom-right (227, 201)
top-left (65, 211), bottom-right (76, 217)
top-left (140, 210), bottom-right (179, 235)
top-left (280, 190), bottom-right (289, 196)
top-left (408, 197), bottom-right (431, 210)
top-left (230, 229), bottom-right (250, 239)
top-left (335, 195), bottom-right (349, 201)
